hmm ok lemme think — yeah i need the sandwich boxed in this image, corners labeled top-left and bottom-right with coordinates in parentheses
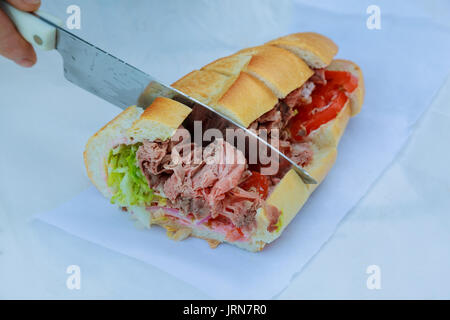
top-left (84, 32), bottom-right (364, 252)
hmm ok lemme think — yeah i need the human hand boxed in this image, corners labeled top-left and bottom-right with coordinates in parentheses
top-left (0, 0), bottom-right (41, 67)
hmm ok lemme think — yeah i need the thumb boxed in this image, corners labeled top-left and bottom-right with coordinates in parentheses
top-left (0, 8), bottom-right (37, 67)
top-left (6, 0), bottom-right (41, 12)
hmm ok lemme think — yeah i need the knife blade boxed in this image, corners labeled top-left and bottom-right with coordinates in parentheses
top-left (0, 2), bottom-right (317, 184)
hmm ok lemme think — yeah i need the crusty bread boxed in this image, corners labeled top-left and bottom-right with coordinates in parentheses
top-left (84, 32), bottom-right (364, 252)
top-left (266, 32), bottom-right (339, 69)
top-left (203, 54), bottom-right (253, 77)
top-left (128, 97), bottom-right (191, 143)
top-left (233, 45), bottom-right (314, 98)
top-left (213, 72), bottom-right (279, 127)
top-left (171, 70), bottom-right (235, 105)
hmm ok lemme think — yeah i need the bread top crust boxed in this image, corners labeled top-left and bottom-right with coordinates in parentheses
top-left (172, 70), bottom-right (235, 105)
top-left (266, 32), bottom-right (338, 69)
top-left (214, 72), bottom-right (278, 127)
top-left (140, 97), bottom-right (191, 126)
top-left (123, 33), bottom-right (358, 137)
top-left (202, 54), bottom-right (253, 77)
top-left (239, 45), bottom-right (314, 98)
top-left (127, 97), bottom-right (191, 143)
top-left (159, 32), bottom-right (338, 128)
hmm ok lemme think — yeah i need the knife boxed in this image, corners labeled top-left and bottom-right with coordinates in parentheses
top-left (0, 2), bottom-right (316, 184)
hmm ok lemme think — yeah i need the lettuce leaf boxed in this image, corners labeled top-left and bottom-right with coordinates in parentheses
top-left (107, 143), bottom-right (159, 206)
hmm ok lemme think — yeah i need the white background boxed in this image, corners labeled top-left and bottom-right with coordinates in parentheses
top-left (1, 0), bottom-right (449, 299)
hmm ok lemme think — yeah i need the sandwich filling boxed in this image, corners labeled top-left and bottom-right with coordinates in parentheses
top-left (106, 70), bottom-right (358, 242)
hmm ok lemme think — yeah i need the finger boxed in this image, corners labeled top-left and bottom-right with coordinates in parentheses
top-left (6, 0), bottom-right (41, 12)
top-left (0, 8), bottom-right (36, 67)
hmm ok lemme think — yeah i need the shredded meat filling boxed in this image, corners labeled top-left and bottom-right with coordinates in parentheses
top-left (137, 135), bottom-right (267, 228)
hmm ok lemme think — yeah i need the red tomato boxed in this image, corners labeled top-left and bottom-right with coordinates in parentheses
top-left (239, 171), bottom-right (270, 199)
top-left (325, 70), bottom-right (358, 93)
top-left (300, 91), bottom-right (348, 136)
top-left (289, 71), bottom-right (356, 141)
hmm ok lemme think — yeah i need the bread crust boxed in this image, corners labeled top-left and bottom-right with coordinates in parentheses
top-left (203, 54), bottom-right (253, 77)
top-left (240, 46), bottom-right (314, 98)
top-left (266, 32), bottom-right (338, 68)
top-left (171, 70), bottom-right (235, 105)
top-left (214, 72), bottom-right (278, 127)
top-left (127, 97), bottom-right (191, 143)
top-left (84, 32), bottom-right (364, 251)
top-left (139, 97), bottom-right (191, 126)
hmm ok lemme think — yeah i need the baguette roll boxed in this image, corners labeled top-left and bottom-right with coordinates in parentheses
top-left (84, 33), bottom-right (364, 251)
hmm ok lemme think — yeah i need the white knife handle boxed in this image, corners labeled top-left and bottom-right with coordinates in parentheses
top-left (0, 1), bottom-right (62, 51)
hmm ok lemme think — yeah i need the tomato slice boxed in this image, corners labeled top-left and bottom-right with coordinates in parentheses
top-left (303, 91), bottom-right (348, 134)
top-left (239, 171), bottom-right (269, 199)
top-left (325, 70), bottom-right (358, 93)
top-left (288, 71), bottom-right (356, 141)
top-left (290, 90), bottom-right (348, 141)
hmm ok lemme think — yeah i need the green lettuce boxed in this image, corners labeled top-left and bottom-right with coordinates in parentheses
top-left (107, 143), bottom-right (159, 206)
